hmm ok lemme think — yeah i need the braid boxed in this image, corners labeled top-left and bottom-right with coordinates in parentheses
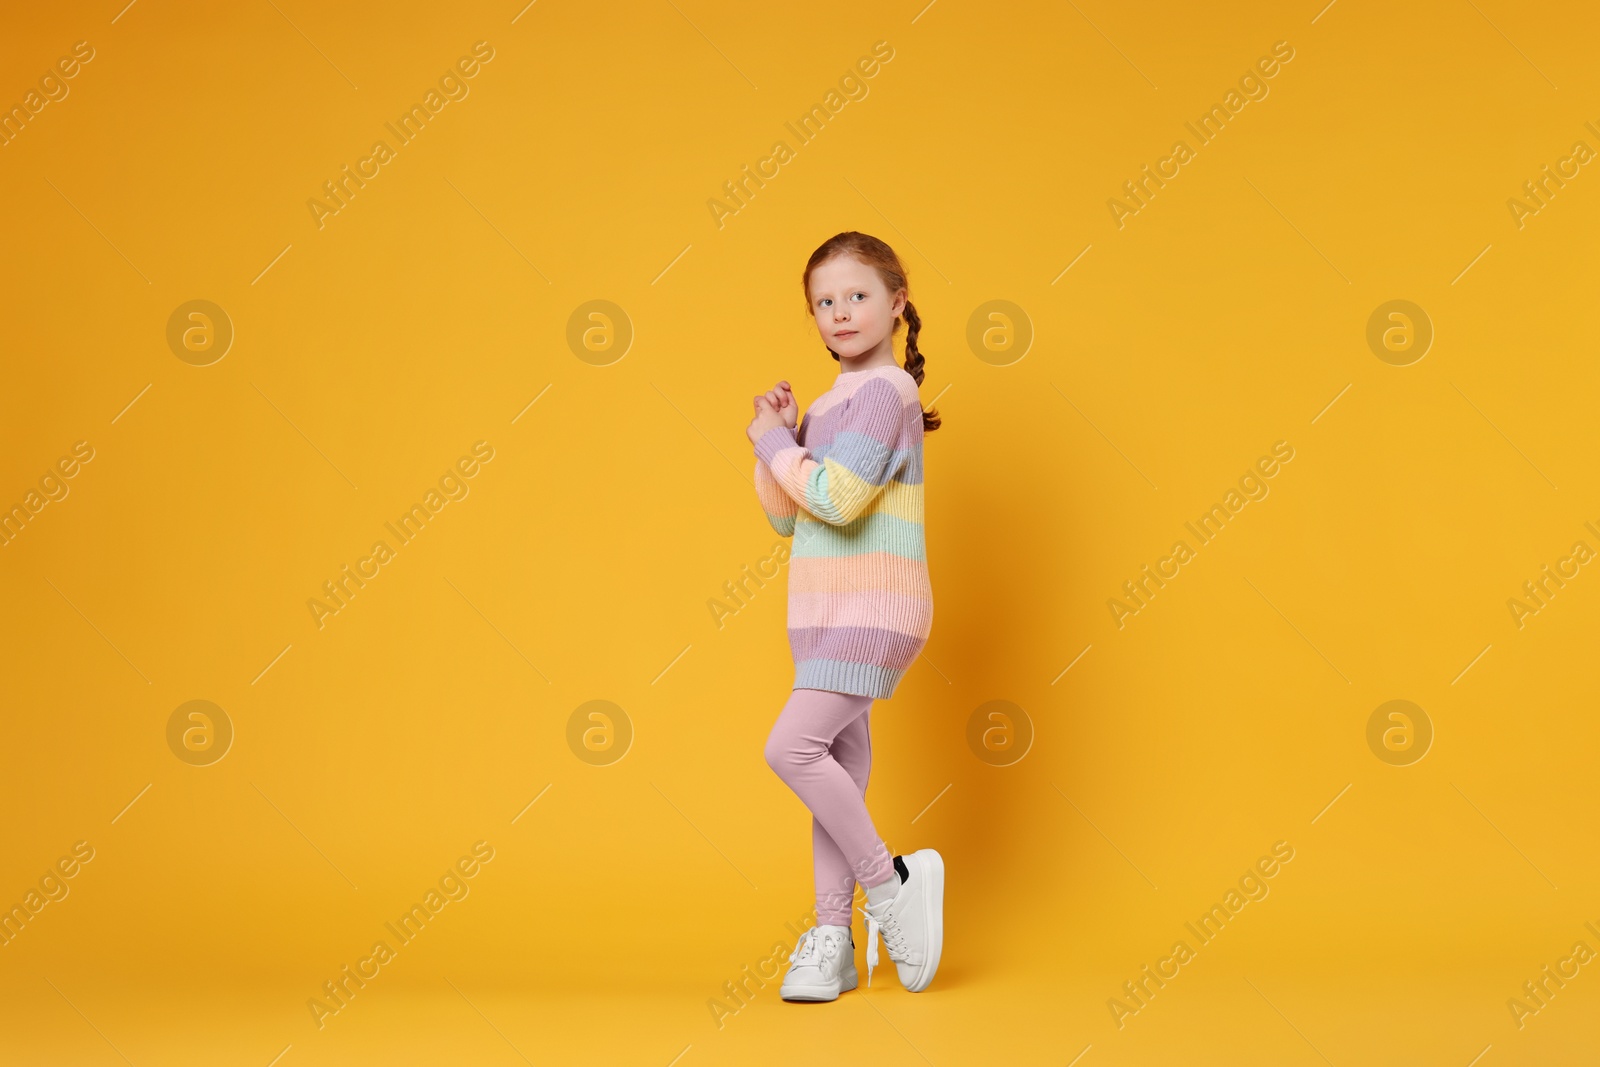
top-left (900, 301), bottom-right (941, 433)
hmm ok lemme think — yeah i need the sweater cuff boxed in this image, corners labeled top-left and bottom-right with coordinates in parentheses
top-left (754, 424), bottom-right (798, 467)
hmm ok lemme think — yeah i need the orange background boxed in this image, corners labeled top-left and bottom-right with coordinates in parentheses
top-left (2, 1), bottom-right (1598, 1064)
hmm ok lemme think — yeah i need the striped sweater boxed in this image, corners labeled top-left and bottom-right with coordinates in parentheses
top-left (752, 363), bottom-right (932, 700)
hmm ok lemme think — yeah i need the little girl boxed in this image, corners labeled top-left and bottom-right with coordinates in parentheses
top-left (744, 231), bottom-right (943, 1001)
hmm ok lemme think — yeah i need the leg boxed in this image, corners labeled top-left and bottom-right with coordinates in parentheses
top-left (812, 708), bottom-right (873, 925)
top-left (766, 688), bottom-right (897, 924)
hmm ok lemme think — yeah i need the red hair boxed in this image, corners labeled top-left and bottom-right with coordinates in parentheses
top-left (802, 231), bottom-right (941, 433)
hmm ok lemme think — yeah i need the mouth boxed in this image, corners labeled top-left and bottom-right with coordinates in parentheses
top-left (834, 330), bottom-right (858, 340)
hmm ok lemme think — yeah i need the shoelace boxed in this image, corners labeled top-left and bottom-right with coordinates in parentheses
top-left (788, 927), bottom-right (840, 971)
top-left (859, 903), bottom-right (908, 987)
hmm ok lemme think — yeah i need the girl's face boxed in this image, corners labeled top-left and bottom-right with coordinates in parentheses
top-left (808, 255), bottom-right (905, 360)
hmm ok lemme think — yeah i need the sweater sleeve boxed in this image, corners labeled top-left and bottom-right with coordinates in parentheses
top-left (752, 376), bottom-right (905, 527)
top-left (753, 455), bottom-right (798, 537)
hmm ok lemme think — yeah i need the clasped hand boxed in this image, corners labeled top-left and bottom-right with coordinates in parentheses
top-left (747, 380), bottom-right (798, 445)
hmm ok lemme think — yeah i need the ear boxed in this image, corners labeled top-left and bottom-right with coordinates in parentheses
top-left (890, 288), bottom-right (907, 317)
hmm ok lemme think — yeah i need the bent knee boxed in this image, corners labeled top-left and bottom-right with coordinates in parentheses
top-left (765, 726), bottom-right (822, 778)
top-left (764, 729), bottom-right (792, 776)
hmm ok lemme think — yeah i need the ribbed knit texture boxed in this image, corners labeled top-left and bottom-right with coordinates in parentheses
top-left (752, 364), bottom-right (932, 700)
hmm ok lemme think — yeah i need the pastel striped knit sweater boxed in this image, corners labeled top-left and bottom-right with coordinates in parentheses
top-left (752, 363), bottom-right (932, 700)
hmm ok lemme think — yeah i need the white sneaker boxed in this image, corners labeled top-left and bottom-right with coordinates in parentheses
top-left (860, 850), bottom-right (944, 992)
top-left (779, 924), bottom-right (859, 1002)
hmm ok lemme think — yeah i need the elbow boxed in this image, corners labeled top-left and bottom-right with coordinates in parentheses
top-left (813, 499), bottom-right (864, 527)
top-left (814, 484), bottom-right (885, 526)
top-left (808, 465), bottom-right (887, 526)
top-left (808, 497), bottom-right (846, 526)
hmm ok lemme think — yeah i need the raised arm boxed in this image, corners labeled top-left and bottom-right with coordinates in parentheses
top-left (752, 376), bottom-right (906, 527)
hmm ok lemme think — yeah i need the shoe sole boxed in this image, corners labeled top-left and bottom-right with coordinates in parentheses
top-left (904, 850), bottom-right (944, 992)
top-left (781, 972), bottom-right (857, 1002)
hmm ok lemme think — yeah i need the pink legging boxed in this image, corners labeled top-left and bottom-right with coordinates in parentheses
top-left (764, 687), bottom-right (896, 926)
